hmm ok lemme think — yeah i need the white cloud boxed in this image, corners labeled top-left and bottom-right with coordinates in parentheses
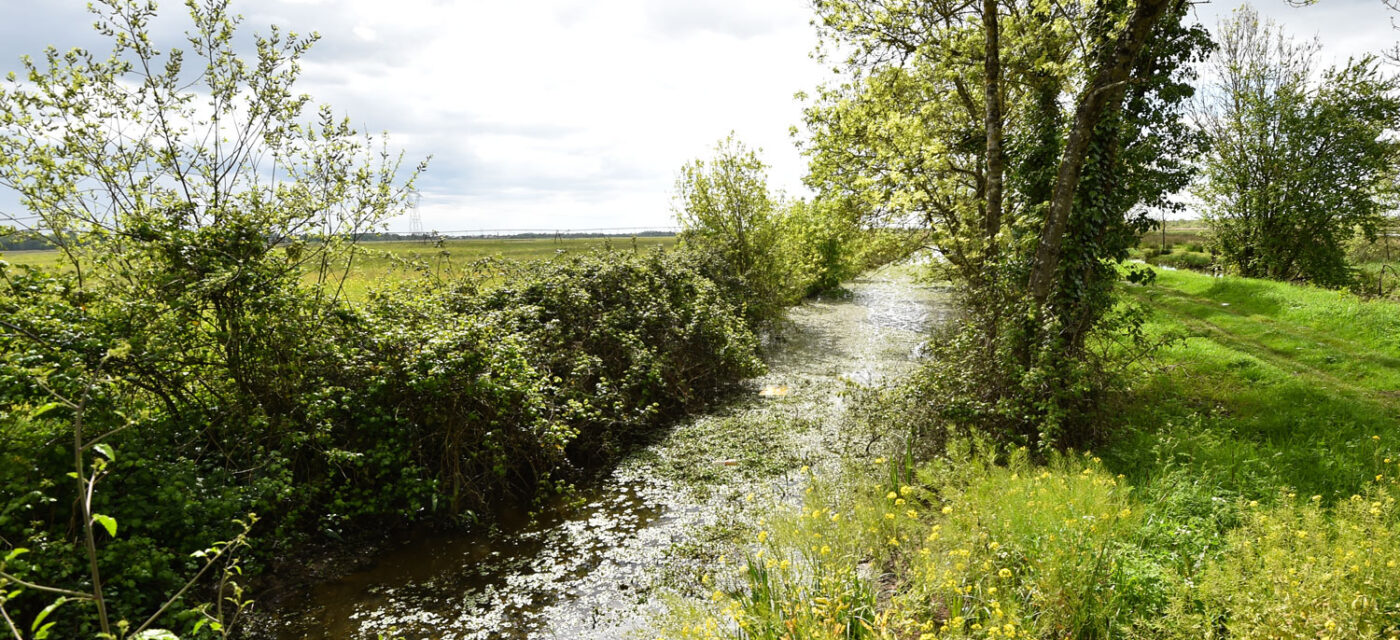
top-left (1194, 0), bottom-right (1397, 67)
top-left (2, 0), bottom-right (1396, 232)
top-left (351, 24), bottom-right (378, 42)
top-left (261, 0), bottom-right (829, 231)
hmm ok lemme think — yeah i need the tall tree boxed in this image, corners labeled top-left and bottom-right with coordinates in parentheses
top-left (804, 0), bottom-right (1209, 445)
top-left (1195, 4), bottom-right (1400, 287)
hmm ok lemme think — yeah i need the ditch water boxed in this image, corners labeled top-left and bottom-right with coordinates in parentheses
top-left (250, 263), bottom-right (950, 640)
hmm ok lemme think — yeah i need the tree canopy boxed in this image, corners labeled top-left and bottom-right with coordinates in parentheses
top-left (1195, 5), bottom-right (1400, 287)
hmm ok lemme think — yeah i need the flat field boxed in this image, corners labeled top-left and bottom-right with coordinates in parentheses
top-left (1, 235), bottom-right (678, 300)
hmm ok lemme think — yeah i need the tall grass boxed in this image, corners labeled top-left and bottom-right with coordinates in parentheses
top-left (663, 268), bottom-right (1400, 638)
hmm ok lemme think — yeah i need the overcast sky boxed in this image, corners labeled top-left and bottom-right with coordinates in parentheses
top-left (0, 0), bottom-right (1396, 232)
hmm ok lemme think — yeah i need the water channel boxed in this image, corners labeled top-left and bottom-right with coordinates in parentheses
top-left (252, 263), bottom-right (950, 639)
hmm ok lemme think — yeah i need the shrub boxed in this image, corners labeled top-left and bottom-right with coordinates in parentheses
top-left (781, 199), bottom-right (864, 297)
top-left (1161, 477), bottom-right (1400, 639)
top-left (468, 250), bottom-right (764, 462)
top-left (1151, 251), bottom-right (1213, 270)
top-left (673, 135), bottom-right (795, 325)
top-left (0, 248), bottom-right (768, 634)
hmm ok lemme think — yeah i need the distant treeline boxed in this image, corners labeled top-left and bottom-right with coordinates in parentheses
top-left (0, 231), bottom-right (56, 251)
top-left (356, 231), bottom-right (678, 241)
top-left (0, 230), bottom-right (680, 253)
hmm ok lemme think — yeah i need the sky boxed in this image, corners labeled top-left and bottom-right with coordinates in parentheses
top-left (0, 0), bottom-right (1396, 232)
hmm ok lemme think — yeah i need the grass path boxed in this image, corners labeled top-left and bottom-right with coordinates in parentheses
top-left (1110, 268), bottom-right (1400, 500)
top-left (1146, 290), bottom-right (1400, 408)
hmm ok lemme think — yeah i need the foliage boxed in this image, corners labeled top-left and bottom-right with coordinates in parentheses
top-left (670, 444), bottom-right (1400, 640)
top-left (1195, 5), bottom-right (1400, 288)
top-left (802, 0), bottom-right (1211, 448)
top-left (1147, 250), bottom-right (1213, 270)
top-left (674, 135), bottom-right (882, 320)
top-left (669, 445), bottom-right (1165, 639)
top-left (0, 1), bottom-right (788, 636)
top-left (1163, 487), bottom-right (1400, 639)
top-left (780, 199), bottom-right (864, 298)
top-left (464, 250), bottom-right (765, 465)
top-left (674, 135), bottom-right (796, 325)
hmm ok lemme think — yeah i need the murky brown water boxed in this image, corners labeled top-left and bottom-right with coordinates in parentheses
top-left (250, 263), bottom-right (949, 640)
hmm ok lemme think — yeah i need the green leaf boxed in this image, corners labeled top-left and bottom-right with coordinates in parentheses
top-left (92, 443), bottom-right (116, 461)
top-left (31, 596), bottom-right (67, 636)
top-left (3, 548), bottom-right (27, 563)
top-left (29, 402), bottom-right (63, 419)
top-left (92, 513), bottom-right (117, 538)
top-left (132, 630), bottom-right (180, 640)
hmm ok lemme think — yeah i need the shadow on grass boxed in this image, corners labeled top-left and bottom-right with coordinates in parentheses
top-left (1102, 362), bottom-right (1395, 503)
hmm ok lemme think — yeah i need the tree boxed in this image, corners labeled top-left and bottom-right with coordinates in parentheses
top-left (1195, 4), bottom-right (1400, 287)
top-left (803, 0), bottom-right (1210, 445)
top-left (0, 0), bottom-right (419, 634)
top-left (673, 134), bottom-right (793, 324)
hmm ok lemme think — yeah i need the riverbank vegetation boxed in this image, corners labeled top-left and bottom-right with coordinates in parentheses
top-left (664, 0), bottom-right (1400, 637)
top-left (668, 267), bottom-right (1400, 639)
top-left (3, 0), bottom-right (1400, 637)
top-left (0, 2), bottom-right (886, 637)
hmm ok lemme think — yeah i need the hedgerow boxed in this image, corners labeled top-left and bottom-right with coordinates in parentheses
top-left (0, 246), bottom-right (773, 637)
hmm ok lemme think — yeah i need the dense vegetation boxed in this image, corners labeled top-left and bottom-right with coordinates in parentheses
top-left (669, 267), bottom-right (1400, 639)
top-left (0, 3), bottom-right (881, 637)
top-left (1195, 6), bottom-right (1400, 287)
top-left (662, 0), bottom-right (1400, 638)
top-left (802, 0), bottom-right (1211, 447)
top-left (3, 0), bottom-right (1400, 637)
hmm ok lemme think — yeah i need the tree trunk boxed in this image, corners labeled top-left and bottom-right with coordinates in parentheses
top-left (982, 0), bottom-right (1004, 255)
top-left (1026, 0), bottom-right (1174, 306)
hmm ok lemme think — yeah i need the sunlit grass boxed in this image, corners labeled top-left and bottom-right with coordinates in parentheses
top-left (0, 236), bottom-right (678, 301)
top-left (1109, 268), bottom-right (1400, 500)
top-left (664, 267), bottom-right (1400, 639)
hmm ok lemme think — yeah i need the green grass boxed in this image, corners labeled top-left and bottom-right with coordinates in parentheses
top-left (0, 236), bottom-right (678, 301)
top-left (1108, 269), bottom-right (1400, 500)
top-left (665, 267), bottom-right (1400, 639)
top-left (1137, 218), bottom-right (1209, 249)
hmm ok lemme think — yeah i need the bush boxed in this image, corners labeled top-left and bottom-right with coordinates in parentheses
top-left (674, 135), bottom-right (883, 321)
top-left (468, 250), bottom-right (764, 463)
top-left (0, 248), bottom-right (768, 635)
top-left (781, 199), bottom-right (864, 297)
top-left (1161, 479), bottom-right (1400, 639)
top-left (1151, 251), bottom-right (1213, 270)
top-left (673, 135), bottom-right (795, 325)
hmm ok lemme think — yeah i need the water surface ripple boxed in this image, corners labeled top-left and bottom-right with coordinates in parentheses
top-left (254, 264), bottom-right (949, 639)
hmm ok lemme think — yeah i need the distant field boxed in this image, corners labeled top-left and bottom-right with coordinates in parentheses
top-left (1, 236), bottom-right (678, 301)
top-left (1138, 218), bottom-right (1208, 248)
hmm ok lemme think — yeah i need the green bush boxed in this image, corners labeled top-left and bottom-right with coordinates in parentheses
top-left (1151, 251), bottom-right (1213, 270)
top-left (0, 248), bottom-right (768, 634)
top-left (468, 250), bottom-right (765, 463)
top-left (781, 199), bottom-right (864, 297)
top-left (673, 135), bottom-right (881, 321)
top-left (673, 135), bottom-right (796, 325)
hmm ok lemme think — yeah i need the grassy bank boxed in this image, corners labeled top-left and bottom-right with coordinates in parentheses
top-left (667, 268), bottom-right (1400, 638)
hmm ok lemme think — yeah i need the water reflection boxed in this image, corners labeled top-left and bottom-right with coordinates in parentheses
top-left (254, 267), bottom-right (949, 640)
